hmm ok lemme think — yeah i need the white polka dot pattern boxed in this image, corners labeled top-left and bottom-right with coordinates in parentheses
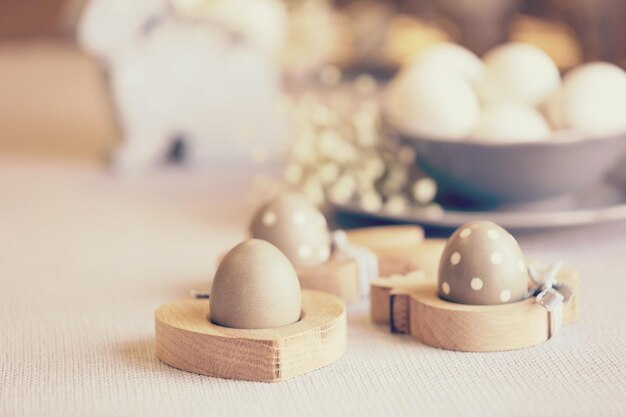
top-left (318, 246), bottom-right (330, 262)
top-left (518, 259), bottom-right (526, 272)
top-left (292, 211), bottom-right (306, 225)
top-left (262, 211), bottom-right (276, 226)
top-left (490, 252), bottom-right (503, 265)
top-left (298, 244), bottom-right (312, 259)
top-left (470, 277), bottom-right (483, 291)
top-left (250, 193), bottom-right (332, 268)
top-left (487, 229), bottom-right (500, 240)
top-left (438, 220), bottom-right (528, 305)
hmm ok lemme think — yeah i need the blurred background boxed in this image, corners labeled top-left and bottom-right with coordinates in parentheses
top-left (0, 0), bottom-right (625, 223)
top-left (1, 0), bottom-right (624, 157)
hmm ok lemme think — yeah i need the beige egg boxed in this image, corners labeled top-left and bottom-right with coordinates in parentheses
top-left (210, 239), bottom-right (302, 329)
top-left (438, 221), bottom-right (529, 305)
top-left (409, 42), bottom-right (484, 84)
top-left (473, 103), bottom-right (550, 142)
top-left (250, 193), bottom-right (331, 268)
top-left (546, 62), bottom-right (626, 136)
top-left (384, 66), bottom-right (480, 139)
top-left (479, 43), bottom-right (560, 107)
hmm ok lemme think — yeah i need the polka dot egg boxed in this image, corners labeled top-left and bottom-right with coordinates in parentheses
top-left (438, 221), bottom-right (528, 305)
top-left (250, 193), bottom-right (331, 269)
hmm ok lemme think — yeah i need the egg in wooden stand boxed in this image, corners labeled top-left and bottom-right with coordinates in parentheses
top-left (210, 239), bottom-right (301, 329)
top-left (250, 193), bottom-right (439, 302)
top-left (250, 192), bottom-right (378, 302)
top-left (438, 221), bottom-right (528, 305)
top-left (250, 193), bottom-right (331, 269)
top-left (369, 221), bottom-right (580, 352)
top-left (408, 220), bottom-right (579, 351)
top-left (154, 238), bottom-right (347, 382)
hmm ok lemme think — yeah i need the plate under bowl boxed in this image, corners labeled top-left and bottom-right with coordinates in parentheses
top-left (332, 180), bottom-right (626, 231)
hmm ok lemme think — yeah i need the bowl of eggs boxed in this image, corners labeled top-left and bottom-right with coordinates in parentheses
top-left (384, 42), bottom-right (626, 206)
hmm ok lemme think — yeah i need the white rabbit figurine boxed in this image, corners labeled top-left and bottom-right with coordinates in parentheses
top-left (78, 0), bottom-right (287, 172)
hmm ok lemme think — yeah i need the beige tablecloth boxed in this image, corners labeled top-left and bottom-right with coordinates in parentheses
top-left (1, 157), bottom-right (625, 417)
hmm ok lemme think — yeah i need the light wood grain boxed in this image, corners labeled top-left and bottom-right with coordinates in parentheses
top-left (346, 227), bottom-right (445, 278)
top-left (407, 267), bottom-right (579, 352)
top-left (372, 239), bottom-right (446, 278)
top-left (390, 292), bottom-right (412, 334)
top-left (409, 285), bottom-right (555, 352)
top-left (298, 226), bottom-right (432, 302)
top-left (155, 290), bottom-right (346, 382)
top-left (296, 255), bottom-right (361, 303)
top-left (370, 271), bottom-right (432, 325)
top-left (345, 225), bottom-right (424, 251)
top-left (368, 237), bottom-right (446, 325)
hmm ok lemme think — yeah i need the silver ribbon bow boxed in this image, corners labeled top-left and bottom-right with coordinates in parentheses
top-left (527, 262), bottom-right (575, 337)
top-left (332, 230), bottom-right (379, 298)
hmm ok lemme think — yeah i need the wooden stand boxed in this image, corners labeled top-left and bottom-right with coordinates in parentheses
top-left (409, 286), bottom-right (563, 351)
top-left (370, 271), bottom-right (433, 326)
top-left (344, 225), bottom-right (424, 252)
top-left (346, 226), bottom-right (445, 278)
top-left (295, 225), bottom-right (431, 302)
top-left (155, 290), bottom-right (346, 382)
top-left (368, 236), bottom-right (446, 326)
top-left (370, 250), bottom-right (580, 351)
top-left (296, 256), bottom-right (361, 303)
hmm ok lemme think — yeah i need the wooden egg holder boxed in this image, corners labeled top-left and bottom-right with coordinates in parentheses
top-left (371, 250), bottom-right (580, 352)
top-left (345, 225), bottom-right (443, 278)
top-left (155, 290), bottom-right (346, 382)
top-left (296, 255), bottom-right (362, 303)
top-left (299, 225), bottom-right (434, 302)
top-left (239, 225), bottom-right (430, 304)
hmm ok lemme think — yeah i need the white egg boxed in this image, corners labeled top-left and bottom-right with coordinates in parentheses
top-left (409, 42), bottom-right (484, 84)
top-left (384, 67), bottom-right (480, 139)
top-left (546, 62), bottom-right (626, 136)
top-left (473, 103), bottom-right (550, 142)
top-left (544, 89), bottom-right (564, 130)
top-left (479, 43), bottom-right (560, 107)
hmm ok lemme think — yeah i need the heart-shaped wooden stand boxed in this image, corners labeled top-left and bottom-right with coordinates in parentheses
top-left (370, 253), bottom-right (580, 352)
top-left (155, 290), bottom-right (346, 382)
